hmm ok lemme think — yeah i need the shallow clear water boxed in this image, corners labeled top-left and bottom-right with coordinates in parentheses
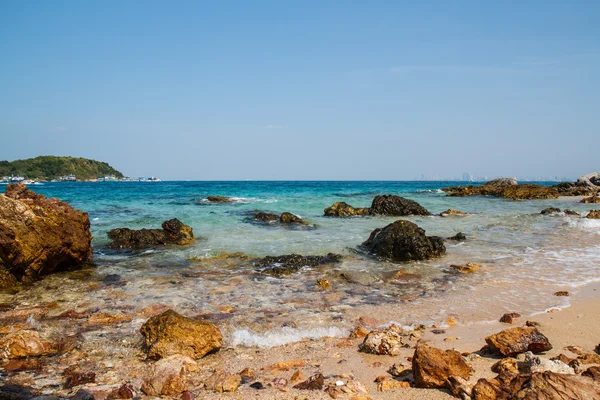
top-left (3, 181), bottom-right (600, 347)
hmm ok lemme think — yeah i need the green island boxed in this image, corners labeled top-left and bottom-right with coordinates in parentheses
top-left (0, 156), bottom-right (124, 180)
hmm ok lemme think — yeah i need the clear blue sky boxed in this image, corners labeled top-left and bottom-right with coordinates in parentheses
top-left (1, 1), bottom-right (598, 180)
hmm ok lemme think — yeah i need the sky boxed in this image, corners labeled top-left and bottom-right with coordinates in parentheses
top-left (0, 1), bottom-right (598, 180)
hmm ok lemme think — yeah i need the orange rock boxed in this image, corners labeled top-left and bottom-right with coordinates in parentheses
top-left (412, 344), bottom-right (472, 388)
top-left (290, 370), bottom-right (305, 385)
top-left (485, 327), bottom-right (552, 356)
top-left (87, 312), bottom-right (133, 326)
top-left (265, 359), bottom-right (305, 371)
top-left (140, 310), bottom-right (222, 360)
top-left (136, 304), bottom-right (171, 318)
top-left (0, 330), bottom-right (59, 359)
top-left (377, 379), bottom-right (410, 391)
top-left (349, 326), bottom-right (369, 339)
top-left (141, 355), bottom-right (198, 396)
top-left (499, 312), bottom-right (521, 324)
top-left (451, 263), bottom-right (481, 273)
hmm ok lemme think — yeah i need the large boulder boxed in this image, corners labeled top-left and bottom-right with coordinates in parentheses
top-left (370, 195), bottom-right (430, 216)
top-left (324, 202), bottom-right (371, 217)
top-left (140, 309), bottom-right (222, 360)
top-left (362, 220), bottom-right (445, 261)
top-left (412, 344), bottom-right (472, 388)
top-left (0, 183), bottom-right (92, 288)
top-left (484, 178), bottom-right (518, 186)
top-left (577, 172), bottom-right (600, 187)
top-left (107, 218), bottom-right (194, 249)
top-left (485, 327), bottom-right (552, 356)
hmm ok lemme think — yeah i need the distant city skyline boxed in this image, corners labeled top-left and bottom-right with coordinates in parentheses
top-left (1, 1), bottom-right (598, 180)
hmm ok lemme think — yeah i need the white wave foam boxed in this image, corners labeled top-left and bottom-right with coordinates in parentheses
top-left (567, 218), bottom-right (600, 232)
top-left (230, 326), bottom-right (347, 348)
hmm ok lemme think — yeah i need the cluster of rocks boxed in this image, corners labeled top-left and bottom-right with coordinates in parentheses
top-left (443, 173), bottom-right (600, 200)
top-left (0, 183), bottom-right (92, 289)
top-left (540, 207), bottom-right (600, 219)
top-left (442, 178), bottom-right (561, 200)
top-left (355, 321), bottom-right (600, 399)
top-left (324, 194), bottom-right (431, 217)
top-left (251, 211), bottom-right (310, 227)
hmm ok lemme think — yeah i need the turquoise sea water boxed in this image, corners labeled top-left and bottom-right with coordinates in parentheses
top-left (5, 181), bottom-right (600, 347)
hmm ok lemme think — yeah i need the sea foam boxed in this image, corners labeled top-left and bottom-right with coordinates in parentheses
top-left (230, 326), bottom-right (348, 348)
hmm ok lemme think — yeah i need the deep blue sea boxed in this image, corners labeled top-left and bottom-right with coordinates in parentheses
top-left (3, 181), bottom-right (600, 346)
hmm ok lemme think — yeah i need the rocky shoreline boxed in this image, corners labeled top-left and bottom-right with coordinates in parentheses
top-left (1, 178), bottom-right (600, 399)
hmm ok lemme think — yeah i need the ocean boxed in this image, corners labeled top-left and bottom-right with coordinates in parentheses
top-left (5, 180), bottom-right (600, 347)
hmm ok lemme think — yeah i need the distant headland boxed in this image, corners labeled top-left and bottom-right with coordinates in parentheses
top-left (0, 156), bottom-right (161, 183)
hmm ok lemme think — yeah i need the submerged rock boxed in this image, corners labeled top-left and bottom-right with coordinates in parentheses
top-left (370, 195), bottom-right (431, 216)
top-left (412, 343), bottom-right (472, 389)
top-left (206, 196), bottom-right (234, 203)
top-left (440, 209), bottom-right (467, 217)
top-left (253, 253), bottom-right (342, 277)
top-left (107, 218), bottom-right (194, 249)
top-left (0, 183), bottom-right (92, 288)
top-left (541, 207), bottom-right (561, 215)
top-left (0, 330), bottom-right (60, 359)
top-left (485, 327), bottom-right (552, 356)
top-left (446, 232), bottom-right (467, 241)
top-left (324, 201), bottom-right (370, 217)
top-left (362, 220), bottom-right (445, 261)
top-left (140, 309), bottom-right (222, 360)
top-left (254, 212), bottom-right (279, 222)
top-left (279, 212), bottom-right (305, 224)
top-left (451, 263), bottom-right (480, 273)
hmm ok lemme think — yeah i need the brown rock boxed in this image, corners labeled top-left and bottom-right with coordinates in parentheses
top-left (587, 210), bottom-right (600, 219)
top-left (440, 209), bottom-right (467, 217)
top-left (370, 195), bottom-right (431, 216)
top-left (376, 379), bottom-right (410, 391)
top-left (485, 327), bottom-right (552, 356)
top-left (509, 371), bottom-right (600, 399)
top-left (525, 320), bottom-right (541, 327)
top-left (316, 278), bottom-right (331, 290)
top-left (499, 312), bottom-right (521, 324)
top-left (553, 291), bottom-right (569, 296)
top-left (63, 366), bottom-right (96, 388)
top-left (0, 183), bottom-right (92, 288)
top-left (141, 355), bottom-right (198, 396)
top-left (564, 345), bottom-right (584, 355)
top-left (451, 263), bottom-right (481, 273)
top-left (324, 202), bottom-right (371, 217)
top-left (140, 309), bottom-right (222, 360)
top-left (265, 359), bottom-right (305, 371)
top-left (349, 326), bottom-right (369, 339)
top-left (106, 384), bottom-right (136, 399)
top-left (0, 330), bottom-right (59, 359)
top-left (471, 378), bottom-right (508, 400)
top-left (443, 182), bottom-right (559, 200)
top-left (203, 370), bottom-right (240, 392)
top-left (412, 344), bottom-right (472, 388)
top-left (387, 363), bottom-right (407, 377)
top-left (87, 311), bottom-right (133, 326)
top-left (293, 373), bottom-right (325, 390)
top-left (2, 358), bottom-right (42, 371)
top-left (583, 366), bottom-right (600, 381)
top-left (206, 196), bottom-right (234, 203)
top-left (108, 218), bottom-right (194, 249)
top-left (359, 325), bottom-right (404, 356)
top-left (578, 353), bottom-right (600, 364)
top-left (581, 195), bottom-right (600, 204)
top-left (492, 358), bottom-right (520, 375)
top-left (290, 370), bottom-right (306, 385)
top-left (279, 212), bottom-right (305, 224)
